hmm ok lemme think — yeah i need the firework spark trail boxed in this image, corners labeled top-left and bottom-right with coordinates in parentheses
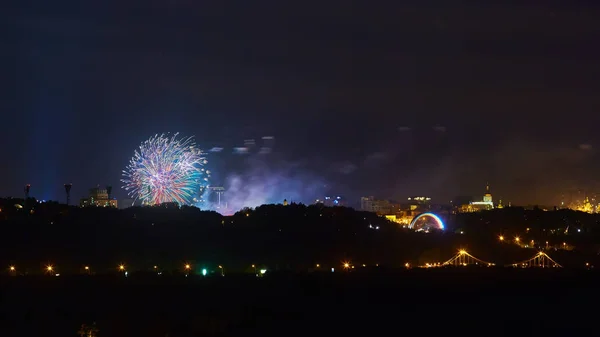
top-left (122, 133), bottom-right (210, 205)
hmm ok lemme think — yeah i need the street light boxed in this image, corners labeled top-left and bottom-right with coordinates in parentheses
top-left (46, 265), bottom-right (53, 273)
top-left (9, 266), bottom-right (15, 272)
top-left (118, 264), bottom-right (125, 272)
top-left (498, 235), bottom-right (504, 241)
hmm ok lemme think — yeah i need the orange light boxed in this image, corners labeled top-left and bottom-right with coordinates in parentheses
top-left (46, 265), bottom-right (53, 272)
top-left (119, 264), bottom-right (125, 271)
top-left (499, 235), bottom-right (504, 241)
top-left (184, 264), bottom-right (191, 270)
top-left (84, 266), bottom-right (89, 270)
top-left (9, 266), bottom-right (15, 271)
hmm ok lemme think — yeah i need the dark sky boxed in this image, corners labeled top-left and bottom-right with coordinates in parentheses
top-left (2, 1), bottom-right (600, 206)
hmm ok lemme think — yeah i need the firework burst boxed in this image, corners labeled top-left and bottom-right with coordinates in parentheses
top-left (122, 133), bottom-right (210, 205)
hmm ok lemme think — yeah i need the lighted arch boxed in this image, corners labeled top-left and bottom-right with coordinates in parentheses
top-left (408, 212), bottom-right (445, 230)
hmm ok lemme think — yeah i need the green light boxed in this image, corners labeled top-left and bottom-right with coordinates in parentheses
top-left (202, 268), bottom-right (207, 276)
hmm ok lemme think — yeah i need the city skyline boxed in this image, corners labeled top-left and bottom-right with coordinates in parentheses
top-left (2, 2), bottom-right (600, 336)
top-left (7, 176), bottom-right (600, 211)
top-left (4, 129), bottom-right (600, 208)
top-left (2, 2), bottom-right (600, 205)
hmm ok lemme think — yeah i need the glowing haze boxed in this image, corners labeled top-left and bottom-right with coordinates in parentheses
top-left (201, 157), bottom-right (326, 214)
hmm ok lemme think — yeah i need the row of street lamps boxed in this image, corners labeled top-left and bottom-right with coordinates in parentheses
top-left (7, 262), bottom-right (379, 275)
top-left (6, 263), bottom-right (227, 276)
top-left (498, 235), bottom-right (568, 249)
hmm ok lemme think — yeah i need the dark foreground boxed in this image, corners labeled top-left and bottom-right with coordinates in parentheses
top-left (0, 269), bottom-right (598, 337)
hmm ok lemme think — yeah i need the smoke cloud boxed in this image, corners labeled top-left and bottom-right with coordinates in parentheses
top-left (201, 157), bottom-right (326, 214)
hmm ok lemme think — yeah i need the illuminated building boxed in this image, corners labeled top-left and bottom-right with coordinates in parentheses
top-left (360, 196), bottom-right (375, 211)
top-left (316, 196), bottom-right (345, 207)
top-left (391, 196), bottom-right (433, 224)
top-left (560, 190), bottom-right (598, 213)
top-left (360, 196), bottom-right (390, 213)
top-left (385, 215), bottom-right (397, 222)
top-left (361, 197), bottom-right (406, 215)
top-left (405, 196), bottom-right (433, 212)
top-left (573, 196), bottom-right (595, 213)
top-left (457, 184), bottom-right (494, 212)
top-left (390, 209), bottom-right (419, 225)
top-left (80, 186), bottom-right (118, 208)
top-left (407, 196), bottom-right (431, 205)
top-left (360, 196), bottom-right (423, 225)
top-left (483, 184), bottom-right (493, 203)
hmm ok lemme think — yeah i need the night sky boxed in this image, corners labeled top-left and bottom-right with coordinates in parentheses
top-left (2, 1), bottom-right (600, 206)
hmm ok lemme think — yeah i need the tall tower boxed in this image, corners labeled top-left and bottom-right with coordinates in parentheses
top-left (24, 184), bottom-right (30, 199)
top-left (209, 186), bottom-right (225, 208)
top-left (483, 182), bottom-right (493, 204)
top-left (64, 183), bottom-right (72, 205)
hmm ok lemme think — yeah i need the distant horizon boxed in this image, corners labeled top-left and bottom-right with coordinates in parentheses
top-left (0, 194), bottom-right (582, 210)
top-left (3, 1), bottom-right (599, 208)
